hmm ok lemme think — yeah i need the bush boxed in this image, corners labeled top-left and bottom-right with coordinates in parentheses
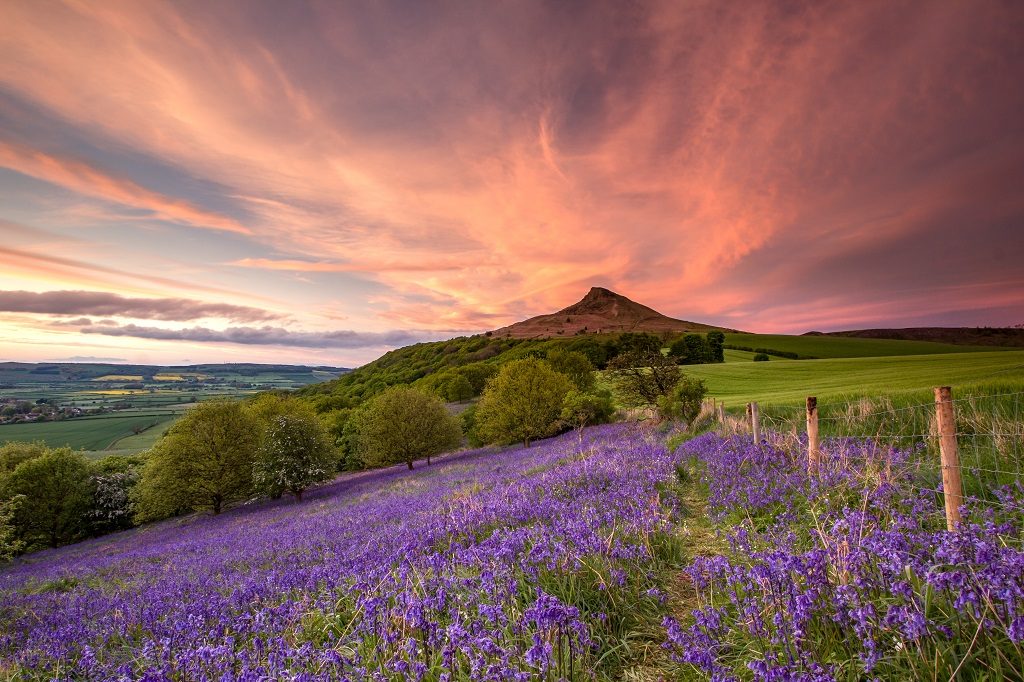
top-left (560, 389), bottom-right (616, 434)
top-left (656, 376), bottom-right (708, 425)
top-left (753, 353), bottom-right (770, 362)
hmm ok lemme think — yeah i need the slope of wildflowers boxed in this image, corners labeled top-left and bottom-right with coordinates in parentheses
top-left (665, 433), bottom-right (1024, 680)
top-left (0, 425), bottom-right (687, 680)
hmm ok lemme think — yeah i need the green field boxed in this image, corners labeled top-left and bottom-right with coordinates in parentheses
top-left (723, 333), bottom-right (1011, 359)
top-left (684, 350), bottom-right (1024, 407)
top-left (0, 410), bottom-right (182, 452)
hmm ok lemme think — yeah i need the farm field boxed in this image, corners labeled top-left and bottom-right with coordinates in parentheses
top-left (684, 349), bottom-right (1024, 407)
top-left (723, 332), bottom-right (1017, 359)
top-left (0, 409), bottom-right (183, 453)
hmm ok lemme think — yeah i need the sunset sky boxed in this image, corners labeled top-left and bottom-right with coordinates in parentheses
top-left (1, 0), bottom-right (1023, 366)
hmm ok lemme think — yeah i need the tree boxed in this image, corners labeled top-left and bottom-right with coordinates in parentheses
top-left (354, 387), bottom-right (462, 469)
top-left (134, 401), bottom-right (259, 520)
top-left (657, 376), bottom-right (708, 425)
top-left (560, 389), bottom-right (616, 438)
top-left (607, 350), bottom-right (682, 409)
top-left (0, 441), bottom-right (49, 476)
top-left (253, 414), bottom-right (336, 501)
top-left (707, 331), bottom-right (725, 363)
top-left (247, 394), bottom-right (323, 498)
top-left (4, 447), bottom-right (93, 549)
top-left (546, 349), bottom-right (596, 391)
top-left (618, 332), bottom-right (662, 356)
top-left (438, 372), bottom-right (474, 402)
top-left (87, 455), bottom-right (143, 535)
top-left (0, 494), bottom-right (23, 561)
top-left (474, 359), bottom-right (573, 447)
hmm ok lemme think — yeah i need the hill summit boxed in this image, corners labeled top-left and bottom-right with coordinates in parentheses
top-left (491, 286), bottom-right (731, 338)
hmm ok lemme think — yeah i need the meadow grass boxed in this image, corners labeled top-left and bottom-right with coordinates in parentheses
top-left (724, 332), bottom-right (1015, 359)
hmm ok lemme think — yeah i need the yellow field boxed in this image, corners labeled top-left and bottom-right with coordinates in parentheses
top-left (153, 373), bottom-right (209, 381)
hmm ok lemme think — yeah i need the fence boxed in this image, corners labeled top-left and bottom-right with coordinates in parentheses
top-left (703, 388), bottom-right (1024, 531)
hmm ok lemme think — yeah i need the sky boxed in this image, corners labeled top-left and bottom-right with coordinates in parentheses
top-left (1, 0), bottom-right (1023, 367)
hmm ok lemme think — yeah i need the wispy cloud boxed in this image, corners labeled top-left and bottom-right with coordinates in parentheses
top-left (0, 142), bottom-right (252, 235)
top-left (80, 323), bottom-right (468, 349)
top-left (0, 290), bottom-right (278, 322)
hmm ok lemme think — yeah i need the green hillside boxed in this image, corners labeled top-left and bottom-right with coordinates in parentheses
top-left (723, 333), bottom-right (1008, 359)
top-left (684, 350), bottom-right (1024, 406)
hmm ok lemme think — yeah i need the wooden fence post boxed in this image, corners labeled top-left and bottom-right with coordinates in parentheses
top-left (934, 386), bottom-right (963, 531)
top-left (806, 396), bottom-right (819, 473)
top-left (717, 403), bottom-right (725, 424)
top-left (750, 401), bottom-right (760, 443)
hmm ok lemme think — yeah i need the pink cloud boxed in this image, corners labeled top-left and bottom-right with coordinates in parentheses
top-left (0, 0), bottom-right (1021, 342)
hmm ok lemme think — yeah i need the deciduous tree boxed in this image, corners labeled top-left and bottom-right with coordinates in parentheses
top-left (475, 359), bottom-right (573, 447)
top-left (253, 414), bottom-right (336, 501)
top-left (354, 387), bottom-right (462, 469)
top-left (607, 351), bottom-right (681, 409)
top-left (134, 401), bottom-right (259, 520)
top-left (4, 447), bottom-right (92, 549)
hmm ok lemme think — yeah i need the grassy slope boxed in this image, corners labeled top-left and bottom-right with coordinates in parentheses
top-left (683, 350), bottom-right (1024, 407)
top-left (724, 332), bottom-right (1007, 358)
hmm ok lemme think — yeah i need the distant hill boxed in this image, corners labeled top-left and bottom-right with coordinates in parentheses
top-left (807, 327), bottom-right (1024, 348)
top-left (0, 362), bottom-right (349, 385)
top-left (492, 287), bottom-right (734, 338)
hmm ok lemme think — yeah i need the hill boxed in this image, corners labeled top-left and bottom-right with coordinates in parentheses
top-left (492, 286), bottom-right (731, 338)
top-left (809, 326), bottom-right (1024, 348)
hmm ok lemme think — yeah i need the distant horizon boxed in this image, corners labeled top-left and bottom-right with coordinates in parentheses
top-left (2, 1), bottom-right (1022, 366)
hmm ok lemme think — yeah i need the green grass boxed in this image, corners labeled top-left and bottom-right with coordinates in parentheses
top-left (0, 411), bottom-right (181, 452)
top-left (724, 333), bottom-right (1009, 359)
top-left (684, 350), bottom-right (1024, 407)
top-left (722, 349), bottom-right (758, 363)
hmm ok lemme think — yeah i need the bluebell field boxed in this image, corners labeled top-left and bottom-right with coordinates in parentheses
top-left (1, 424), bottom-right (1021, 680)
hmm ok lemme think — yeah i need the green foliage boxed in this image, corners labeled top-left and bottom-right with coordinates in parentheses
top-left (607, 351), bottom-right (682, 408)
top-left (253, 414), bottom-right (336, 501)
top-left (133, 401), bottom-right (259, 521)
top-left (545, 349), bottom-right (596, 391)
top-left (559, 389), bottom-right (616, 432)
top-left (617, 332), bottom-right (662, 356)
top-left (753, 352), bottom-right (770, 362)
top-left (0, 494), bottom-right (23, 561)
top-left (436, 372), bottom-right (475, 403)
top-left (707, 331), bottom-right (725, 363)
top-left (354, 387), bottom-right (462, 469)
top-left (4, 447), bottom-right (93, 549)
top-left (461, 404), bottom-right (484, 448)
top-left (247, 394), bottom-right (323, 496)
top-left (0, 441), bottom-right (49, 475)
top-left (475, 359), bottom-right (573, 447)
top-left (656, 376), bottom-right (708, 424)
